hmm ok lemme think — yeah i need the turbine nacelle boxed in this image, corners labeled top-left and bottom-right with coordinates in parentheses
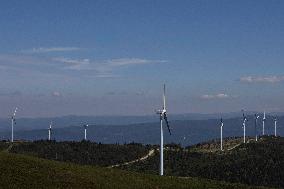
top-left (156, 109), bottom-right (166, 115)
top-left (242, 110), bottom-right (248, 123)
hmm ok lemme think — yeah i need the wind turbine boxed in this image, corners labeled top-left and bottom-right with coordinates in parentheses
top-left (262, 111), bottom-right (266, 135)
top-left (84, 124), bottom-right (88, 140)
top-left (254, 114), bottom-right (260, 141)
top-left (274, 117), bottom-right (277, 137)
top-left (242, 110), bottom-right (248, 143)
top-left (48, 121), bottom-right (52, 141)
top-left (220, 118), bottom-right (224, 151)
top-left (156, 84), bottom-right (171, 176)
top-left (11, 107), bottom-right (18, 142)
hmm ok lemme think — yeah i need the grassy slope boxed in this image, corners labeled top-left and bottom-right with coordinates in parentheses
top-left (0, 152), bottom-right (264, 189)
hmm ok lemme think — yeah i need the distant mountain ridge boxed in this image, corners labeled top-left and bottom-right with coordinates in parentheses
top-left (1, 111), bottom-right (282, 132)
top-left (0, 114), bottom-right (283, 146)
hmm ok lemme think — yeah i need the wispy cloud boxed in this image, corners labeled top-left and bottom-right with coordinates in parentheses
top-left (53, 57), bottom-right (91, 71)
top-left (105, 90), bottom-right (147, 96)
top-left (0, 53), bottom-right (166, 78)
top-left (51, 91), bottom-right (62, 97)
top-left (106, 58), bottom-right (166, 67)
top-left (54, 57), bottom-right (166, 76)
top-left (240, 76), bottom-right (284, 83)
top-left (22, 47), bottom-right (82, 53)
top-left (200, 93), bottom-right (236, 100)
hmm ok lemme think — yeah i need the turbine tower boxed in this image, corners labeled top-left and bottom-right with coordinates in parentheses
top-left (156, 84), bottom-right (171, 176)
top-left (242, 110), bottom-right (248, 143)
top-left (274, 117), bottom-right (277, 137)
top-left (11, 107), bottom-right (18, 142)
top-left (84, 124), bottom-right (88, 140)
top-left (254, 114), bottom-right (260, 141)
top-left (220, 118), bottom-right (224, 151)
top-left (48, 122), bottom-right (52, 141)
top-left (262, 111), bottom-right (266, 135)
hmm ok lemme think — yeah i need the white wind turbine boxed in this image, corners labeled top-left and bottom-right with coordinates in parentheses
top-left (274, 117), bottom-right (277, 137)
top-left (48, 121), bottom-right (52, 141)
top-left (254, 114), bottom-right (260, 141)
top-left (156, 84), bottom-right (171, 176)
top-left (84, 124), bottom-right (88, 140)
top-left (262, 111), bottom-right (266, 135)
top-left (220, 118), bottom-right (224, 151)
top-left (242, 110), bottom-right (248, 143)
top-left (11, 107), bottom-right (18, 142)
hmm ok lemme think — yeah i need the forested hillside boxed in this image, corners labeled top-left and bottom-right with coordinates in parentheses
top-left (9, 140), bottom-right (150, 166)
top-left (5, 137), bottom-right (283, 188)
top-left (122, 136), bottom-right (284, 188)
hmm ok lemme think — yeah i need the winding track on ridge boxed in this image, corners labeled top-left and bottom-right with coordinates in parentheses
top-left (108, 149), bottom-right (155, 168)
top-left (108, 139), bottom-right (246, 169)
top-left (227, 143), bottom-right (242, 151)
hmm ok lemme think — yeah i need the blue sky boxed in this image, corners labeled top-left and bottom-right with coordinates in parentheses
top-left (0, 0), bottom-right (284, 117)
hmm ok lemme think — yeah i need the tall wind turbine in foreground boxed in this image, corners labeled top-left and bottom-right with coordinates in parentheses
top-left (156, 84), bottom-right (171, 176)
top-left (262, 111), bottom-right (266, 135)
top-left (11, 107), bottom-right (18, 142)
top-left (274, 117), bottom-right (277, 137)
top-left (84, 124), bottom-right (88, 140)
top-left (48, 122), bottom-right (52, 141)
top-left (254, 114), bottom-right (260, 141)
top-left (220, 118), bottom-right (224, 151)
top-left (242, 110), bottom-right (248, 143)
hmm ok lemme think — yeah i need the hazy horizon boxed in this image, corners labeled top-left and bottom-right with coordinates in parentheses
top-left (0, 110), bottom-right (282, 119)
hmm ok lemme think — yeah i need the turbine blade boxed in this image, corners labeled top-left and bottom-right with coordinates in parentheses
top-left (164, 113), bottom-right (171, 135)
top-left (13, 107), bottom-right (18, 116)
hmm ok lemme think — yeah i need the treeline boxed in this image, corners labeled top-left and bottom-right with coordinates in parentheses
top-left (10, 140), bottom-right (150, 166)
top-left (122, 136), bottom-right (284, 188)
